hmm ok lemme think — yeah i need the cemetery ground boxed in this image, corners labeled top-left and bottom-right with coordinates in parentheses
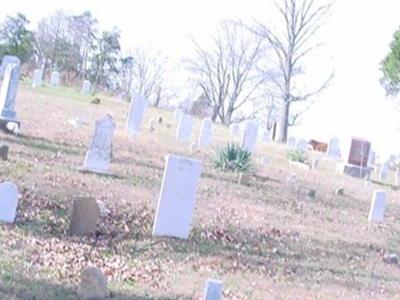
top-left (1, 82), bottom-right (400, 300)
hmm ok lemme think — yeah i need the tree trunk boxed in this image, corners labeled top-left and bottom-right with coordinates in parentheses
top-left (211, 106), bottom-right (219, 122)
top-left (276, 101), bottom-right (290, 143)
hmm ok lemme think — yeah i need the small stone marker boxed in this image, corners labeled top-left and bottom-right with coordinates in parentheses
top-left (32, 69), bottom-right (43, 87)
top-left (238, 173), bottom-right (251, 186)
top-left (153, 154), bottom-right (203, 239)
top-left (198, 118), bottom-right (212, 146)
top-left (81, 80), bottom-right (91, 94)
top-left (68, 197), bottom-right (100, 236)
top-left (368, 190), bottom-right (386, 223)
top-left (0, 181), bottom-right (19, 223)
top-left (125, 93), bottom-right (148, 135)
top-left (241, 121), bottom-right (259, 153)
top-left (78, 266), bottom-right (109, 299)
top-left (379, 163), bottom-right (389, 181)
top-left (230, 123), bottom-right (240, 137)
top-left (50, 71), bottom-right (60, 86)
top-left (176, 114), bottom-right (193, 143)
top-left (0, 145), bottom-right (9, 160)
top-left (0, 63), bottom-right (20, 124)
top-left (203, 279), bottom-right (223, 300)
top-left (81, 114), bottom-right (116, 174)
top-left (0, 55), bottom-right (20, 79)
top-left (326, 137), bottom-right (341, 159)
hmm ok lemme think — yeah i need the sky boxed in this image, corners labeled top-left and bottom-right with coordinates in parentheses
top-left (1, 0), bottom-right (400, 159)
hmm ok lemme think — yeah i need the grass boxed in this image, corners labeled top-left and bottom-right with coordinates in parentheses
top-left (1, 83), bottom-right (400, 299)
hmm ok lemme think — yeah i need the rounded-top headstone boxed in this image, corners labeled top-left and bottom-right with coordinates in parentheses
top-left (78, 266), bottom-right (109, 299)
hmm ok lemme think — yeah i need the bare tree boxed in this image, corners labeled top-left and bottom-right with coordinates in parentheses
top-left (251, 0), bottom-right (333, 142)
top-left (186, 21), bottom-right (266, 125)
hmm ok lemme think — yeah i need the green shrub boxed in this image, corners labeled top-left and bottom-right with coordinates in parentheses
top-left (287, 149), bottom-right (308, 163)
top-left (214, 143), bottom-right (252, 172)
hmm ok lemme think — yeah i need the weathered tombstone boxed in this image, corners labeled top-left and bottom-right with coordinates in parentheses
top-left (368, 190), bottom-right (386, 223)
top-left (81, 80), bottom-right (91, 94)
top-left (32, 69), bottom-right (43, 87)
top-left (80, 114), bottom-right (116, 174)
top-left (50, 71), bottom-right (60, 86)
top-left (230, 123), bottom-right (241, 137)
top-left (287, 137), bottom-right (297, 149)
top-left (203, 279), bottom-right (223, 300)
top-left (379, 163), bottom-right (389, 181)
top-left (338, 137), bottom-right (372, 178)
top-left (68, 197), bottom-right (100, 236)
top-left (238, 172), bottom-right (251, 186)
top-left (78, 266), bottom-right (109, 299)
top-left (295, 139), bottom-right (308, 152)
top-left (241, 121), bottom-right (259, 153)
top-left (125, 93), bottom-right (148, 135)
top-left (0, 64), bottom-right (20, 125)
top-left (176, 114), bottom-right (193, 143)
top-left (0, 55), bottom-right (20, 79)
top-left (198, 118), bottom-right (212, 146)
top-left (153, 155), bottom-right (203, 239)
top-left (0, 145), bottom-right (9, 160)
top-left (326, 137), bottom-right (341, 159)
top-left (0, 181), bottom-right (18, 223)
top-left (173, 108), bottom-right (183, 122)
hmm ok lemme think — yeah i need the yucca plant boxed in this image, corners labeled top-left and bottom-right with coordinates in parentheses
top-left (214, 143), bottom-right (253, 172)
top-left (287, 149), bottom-right (308, 164)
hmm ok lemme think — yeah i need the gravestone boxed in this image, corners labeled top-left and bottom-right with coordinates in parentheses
top-left (0, 145), bottom-right (9, 160)
top-left (338, 137), bottom-right (372, 178)
top-left (287, 137), bottom-right (297, 149)
top-left (125, 93), bottom-right (148, 135)
top-left (78, 266), bottom-right (109, 299)
top-left (81, 114), bottom-right (116, 174)
top-left (295, 139), bottom-right (308, 152)
top-left (198, 118), bottom-right (212, 146)
top-left (50, 71), bottom-right (60, 86)
top-left (241, 121), bottom-right (259, 153)
top-left (230, 123), bottom-right (240, 137)
top-left (81, 80), bottom-right (91, 94)
top-left (0, 181), bottom-right (19, 223)
top-left (0, 55), bottom-right (20, 79)
top-left (238, 172), bottom-right (252, 186)
top-left (153, 155), bottom-right (203, 239)
top-left (0, 64), bottom-right (20, 125)
top-left (379, 163), bottom-right (389, 181)
top-left (326, 137), bottom-right (341, 159)
top-left (203, 279), bottom-right (223, 300)
top-left (368, 190), bottom-right (386, 223)
top-left (68, 197), bottom-right (100, 236)
top-left (176, 114), bottom-right (193, 143)
top-left (173, 108), bottom-right (183, 122)
top-left (32, 69), bottom-right (43, 87)
top-left (311, 158), bottom-right (319, 170)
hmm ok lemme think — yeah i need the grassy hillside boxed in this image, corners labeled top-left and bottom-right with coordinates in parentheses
top-left (1, 84), bottom-right (400, 299)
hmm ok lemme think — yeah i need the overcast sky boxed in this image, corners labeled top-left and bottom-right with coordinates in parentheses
top-left (1, 0), bottom-right (400, 159)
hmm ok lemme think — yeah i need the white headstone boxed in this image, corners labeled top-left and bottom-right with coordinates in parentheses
top-left (379, 163), bottom-right (389, 181)
top-left (81, 114), bottom-right (116, 174)
top-left (176, 114), bottom-right (193, 143)
top-left (125, 93), bottom-right (148, 135)
top-left (230, 124), bottom-right (241, 137)
top-left (295, 139), bottom-right (308, 152)
top-left (203, 279), bottom-right (223, 300)
top-left (368, 190), bottom-right (386, 223)
top-left (0, 181), bottom-right (19, 223)
top-left (287, 137), bottom-right (297, 149)
top-left (81, 80), bottom-right (91, 94)
top-left (173, 108), bottom-right (183, 122)
top-left (198, 118), bottom-right (212, 146)
top-left (153, 155), bottom-right (203, 239)
top-left (241, 121), bottom-right (259, 153)
top-left (32, 69), bottom-right (43, 87)
top-left (50, 71), bottom-right (60, 86)
top-left (327, 137), bottom-right (341, 159)
top-left (0, 55), bottom-right (20, 79)
top-left (0, 64), bottom-right (20, 122)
